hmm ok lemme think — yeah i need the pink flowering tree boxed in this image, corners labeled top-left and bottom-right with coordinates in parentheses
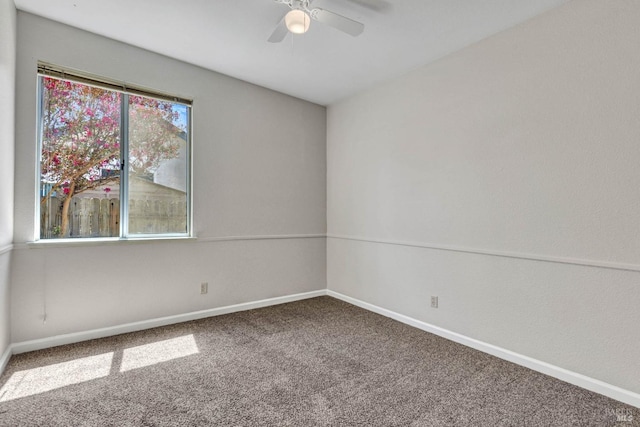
top-left (40, 77), bottom-right (182, 237)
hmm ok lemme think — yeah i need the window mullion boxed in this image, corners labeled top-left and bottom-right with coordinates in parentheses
top-left (120, 93), bottom-right (129, 238)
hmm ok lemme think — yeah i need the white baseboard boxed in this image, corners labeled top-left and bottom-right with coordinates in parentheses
top-left (0, 345), bottom-right (12, 374)
top-left (327, 290), bottom-right (640, 409)
top-left (11, 290), bottom-right (326, 355)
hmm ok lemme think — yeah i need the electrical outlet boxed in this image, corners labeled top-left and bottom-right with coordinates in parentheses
top-left (431, 296), bottom-right (438, 308)
top-left (200, 282), bottom-right (208, 295)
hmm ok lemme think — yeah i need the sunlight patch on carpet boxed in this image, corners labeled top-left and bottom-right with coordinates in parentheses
top-left (0, 352), bottom-right (114, 402)
top-left (120, 334), bottom-right (199, 372)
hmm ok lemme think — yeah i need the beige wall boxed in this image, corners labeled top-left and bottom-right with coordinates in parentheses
top-left (12, 13), bottom-right (327, 342)
top-left (327, 0), bottom-right (640, 394)
top-left (0, 0), bottom-right (17, 357)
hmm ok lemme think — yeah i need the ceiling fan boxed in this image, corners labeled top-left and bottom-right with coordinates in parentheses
top-left (268, 0), bottom-right (365, 43)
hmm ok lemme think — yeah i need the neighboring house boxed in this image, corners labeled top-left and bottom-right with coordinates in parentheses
top-left (154, 131), bottom-right (188, 193)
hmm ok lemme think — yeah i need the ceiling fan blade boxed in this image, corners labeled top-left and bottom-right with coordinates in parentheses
top-left (310, 8), bottom-right (364, 37)
top-left (268, 17), bottom-right (288, 43)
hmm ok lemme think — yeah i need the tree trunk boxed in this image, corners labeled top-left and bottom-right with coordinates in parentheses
top-left (59, 183), bottom-right (75, 237)
top-left (60, 196), bottom-right (71, 238)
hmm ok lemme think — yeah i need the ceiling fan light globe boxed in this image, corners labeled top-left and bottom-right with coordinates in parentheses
top-left (285, 9), bottom-right (310, 34)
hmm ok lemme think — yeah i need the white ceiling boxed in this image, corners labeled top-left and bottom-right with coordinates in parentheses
top-left (14, 0), bottom-right (568, 106)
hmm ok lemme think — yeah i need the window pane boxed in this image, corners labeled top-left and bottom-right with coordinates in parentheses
top-left (127, 96), bottom-right (189, 235)
top-left (39, 77), bottom-right (121, 239)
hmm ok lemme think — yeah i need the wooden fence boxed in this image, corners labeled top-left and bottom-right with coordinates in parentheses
top-left (40, 196), bottom-right (187, 238)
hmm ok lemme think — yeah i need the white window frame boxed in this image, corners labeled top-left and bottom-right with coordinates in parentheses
top-left (35, 63), bottom-right (193, 242)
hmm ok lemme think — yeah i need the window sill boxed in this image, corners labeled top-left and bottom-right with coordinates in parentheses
top-left (26, 236), bottom-right (197, 249)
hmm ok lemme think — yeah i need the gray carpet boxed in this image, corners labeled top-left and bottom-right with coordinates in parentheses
top-left (0, 296), bottom-right (636, 426)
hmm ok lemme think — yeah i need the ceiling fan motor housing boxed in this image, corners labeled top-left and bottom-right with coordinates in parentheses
top-left (269, 0), bottom-right (364, 42)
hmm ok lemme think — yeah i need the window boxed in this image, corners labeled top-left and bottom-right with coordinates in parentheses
top-left (37, 65), bottom-right (191, 240)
